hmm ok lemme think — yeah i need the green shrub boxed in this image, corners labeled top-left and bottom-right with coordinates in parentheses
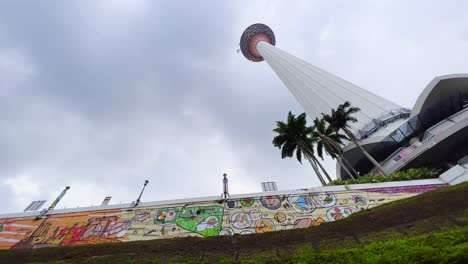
top-left (326, 167), bottom-right (440, 186)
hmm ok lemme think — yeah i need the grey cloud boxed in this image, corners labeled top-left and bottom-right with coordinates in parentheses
top-left (1, 1), bottom-right (468, 213)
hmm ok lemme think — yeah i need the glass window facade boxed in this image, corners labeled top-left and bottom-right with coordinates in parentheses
top-left (347, 93), bottom-right (465, 178)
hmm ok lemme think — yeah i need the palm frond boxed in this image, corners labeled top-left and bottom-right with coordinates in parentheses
top-left (346, 116), bottom-right (358, 124)
top-left (272, 135), bottom-right (287, 148)
top-left (281, 142), bottom-right (295, 159)
top-left (316, 141), bottom-right (324, 159)
top-left (287, 111), bottom-right (295, 125)
top-left (296, 148), bottom-right (302, 164)
top-left (346, 106), bottom-right (360, 115)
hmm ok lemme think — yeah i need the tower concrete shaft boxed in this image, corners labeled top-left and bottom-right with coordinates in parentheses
top-left (240, 24), bottom-right (409, 139)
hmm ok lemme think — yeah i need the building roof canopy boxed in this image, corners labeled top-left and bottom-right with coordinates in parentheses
top-left (411, 74), bottom-right (468, 118)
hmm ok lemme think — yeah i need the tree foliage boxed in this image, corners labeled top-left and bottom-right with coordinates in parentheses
top-left (272, 112), bottom-right (329, 185)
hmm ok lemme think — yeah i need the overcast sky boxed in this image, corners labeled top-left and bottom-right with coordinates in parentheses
top-left (0, 0), bottom-right (467, 214)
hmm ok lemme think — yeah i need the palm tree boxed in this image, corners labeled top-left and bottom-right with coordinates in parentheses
top-left (323, 101), bottom-right (388, 176)
top-left (312, 117), bottom-right (358, 180)
top-left (272, 112), bottom-right (330, 185)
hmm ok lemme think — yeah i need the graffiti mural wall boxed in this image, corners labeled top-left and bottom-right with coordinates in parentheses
top-left (0, 184), bottom-right (447, 250)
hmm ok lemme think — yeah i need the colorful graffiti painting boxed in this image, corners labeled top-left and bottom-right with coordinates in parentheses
top-left (249, 210), bottom-right (262, 221)
top-left (176, 206), bottom-right (224, 237)
top-left (230, 212), bottom-right (252, 229)
top-left (352, 196), bottom-right (366, 206)
top-left (274, 212), bottom-right (287, 223)
top-left (293, 217), bottom-right (325, 229)
top-left (4, 210), bottom-right (150, 250)
top-left (288, 195), bottom-right (316, 214)
top-left (362, 184), bottom-right (448, 194)
top-left (240, 198), bottom-right (255, 207)
top-left (219, 228), bottom-right (234, 236)
top-left (155, 208), bottom-right (179, 225)
top-left (260, 195), bottom-right (282, 210)
top-left (312, 192), bottom-right (336, 207)
top-left (255, 219), bottom-right (275, 233)
top-left (0, 184), bottom-right (446, 250)
top-left (240, 230), bottom-right (253, 235)
top-left (326, 207), bottom-right (357, 221)
top-left (225, 200), bottom-right (239, 210)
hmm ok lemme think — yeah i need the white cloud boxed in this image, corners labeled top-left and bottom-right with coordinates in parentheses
top-left (0, 48), bottom-right (36, 96)
top-left (3, 173), bottom-right (44, 210)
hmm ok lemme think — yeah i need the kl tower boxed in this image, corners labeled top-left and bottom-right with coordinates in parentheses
top-left (240, 23), bottom-right (412, 178)
top-left (240, 23), bottom-right (410, 140)
top-left (240, 23), bottom-right (468, 180)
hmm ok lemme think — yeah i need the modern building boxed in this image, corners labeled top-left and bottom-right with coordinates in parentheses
top-left (240, 23), bottom-right (468, 179)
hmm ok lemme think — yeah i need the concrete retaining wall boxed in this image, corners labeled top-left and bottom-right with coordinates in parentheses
top-left (1, 177), bottom-right (457, 250)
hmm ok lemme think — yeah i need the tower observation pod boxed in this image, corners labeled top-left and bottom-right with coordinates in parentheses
top-left (240, 23), bottom-right (410, 140)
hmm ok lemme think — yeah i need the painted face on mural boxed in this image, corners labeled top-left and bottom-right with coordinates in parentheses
top-left (205, 216), bottom-right (218, 227)
top-left (235, 214), bottom-right (249, 226)
top-left (287, 195), bottom-right (316, 214)
top-left (255, 219), bottom-right (275, 233)
top-left (230, 213), bottom-right (252, 229)
top-left (260, 196), bottom-right (282, 210)
top-left (249, 210), bottom-right (262, 221)
top-left (274, 212), bottom-right (287, 223)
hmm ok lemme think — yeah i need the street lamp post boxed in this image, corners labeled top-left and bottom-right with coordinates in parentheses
top-left (36, 186), bottom-right (70, 219)
top-left (134, 180), bottom-right (149, 207)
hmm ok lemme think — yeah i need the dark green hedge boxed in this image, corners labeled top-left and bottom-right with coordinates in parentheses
top-left (326, 167), bottom-right (440, 186)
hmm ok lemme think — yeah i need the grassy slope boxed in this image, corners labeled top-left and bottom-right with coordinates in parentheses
top-left (1, 182), bottom-right (467, 264)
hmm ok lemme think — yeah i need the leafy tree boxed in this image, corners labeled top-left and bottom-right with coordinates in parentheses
top-left (273, 112), bottom-right (330, 185)
top-left (312, 117), bottom-right (358, 179)
top-left (323, 101), bottom-right (388, 176)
